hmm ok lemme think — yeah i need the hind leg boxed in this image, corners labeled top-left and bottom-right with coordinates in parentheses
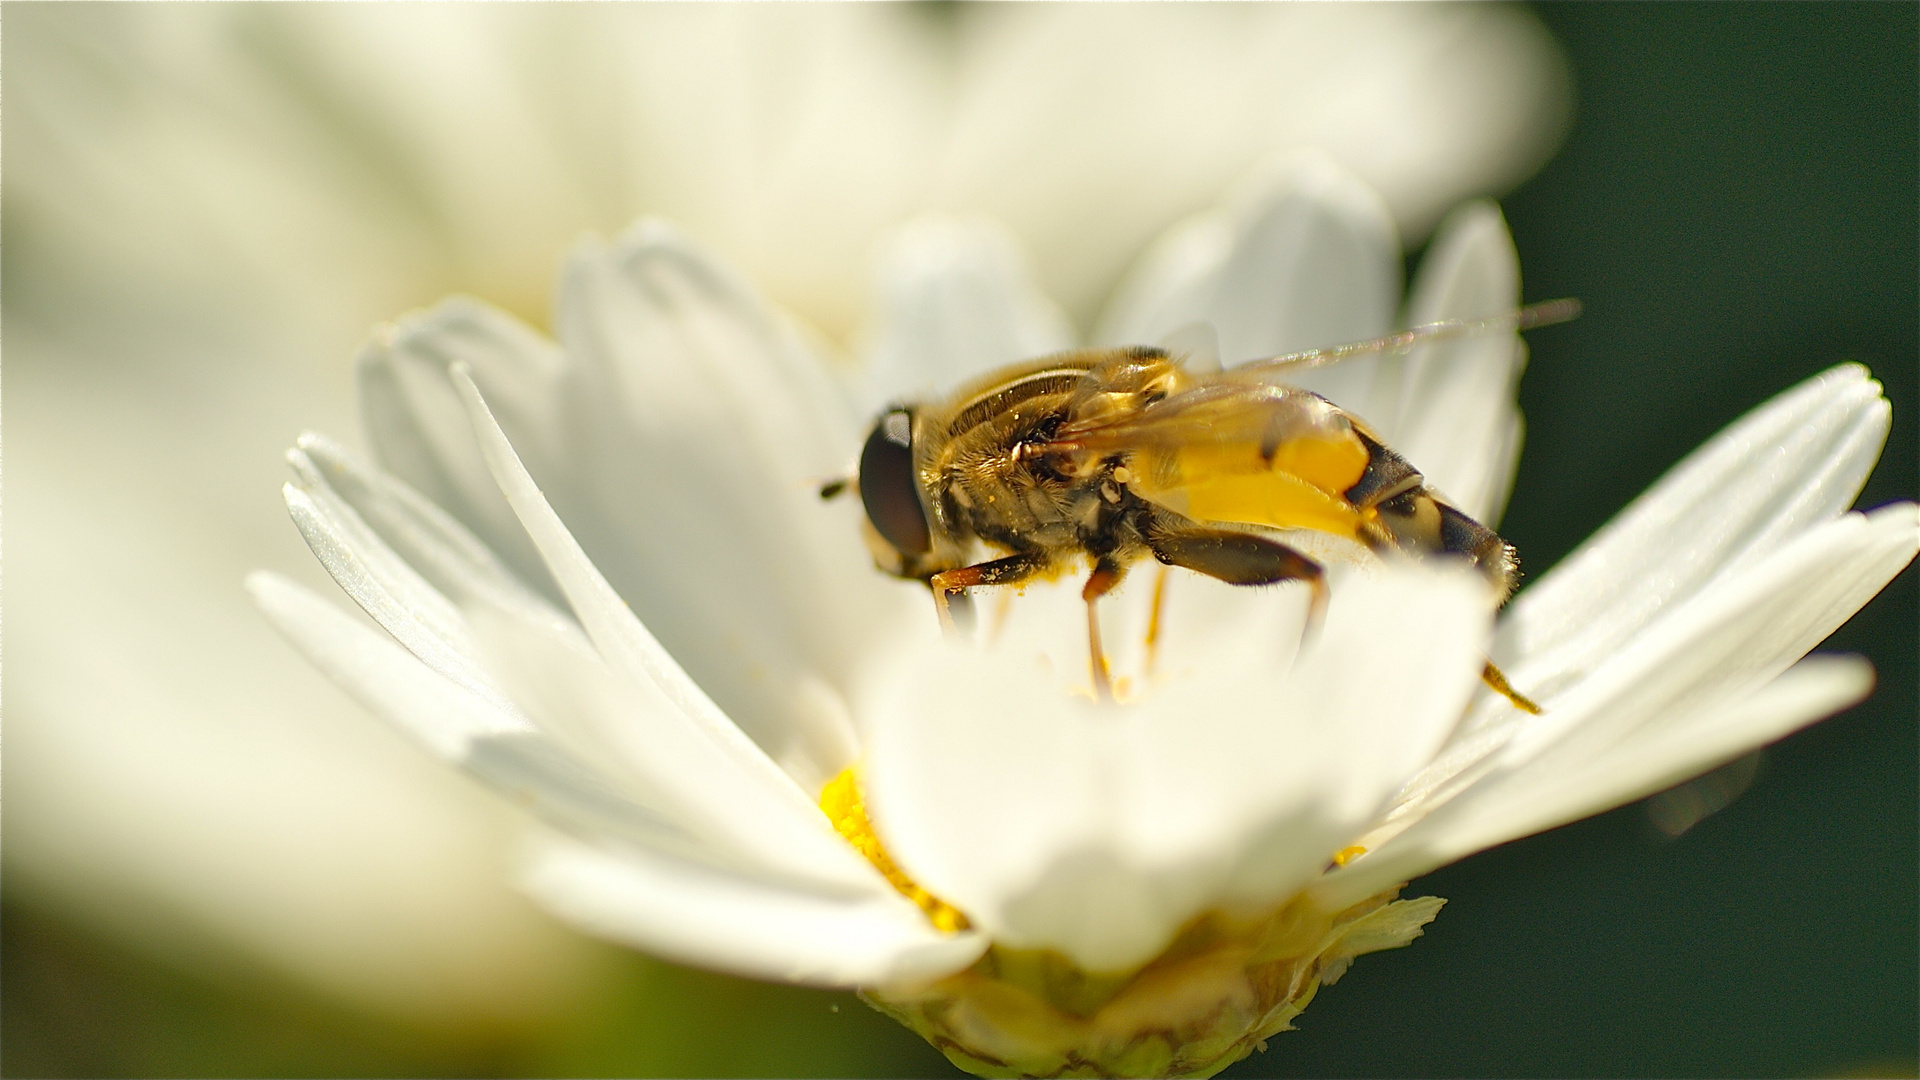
top-left (1143, 522), bottom-right (1328, 630)
top-left (1480, 660), bottom-right (1542, 714)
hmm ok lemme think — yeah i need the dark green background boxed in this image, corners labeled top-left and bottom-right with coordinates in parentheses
top-left (5, 4), bottom-right (1914, 1078)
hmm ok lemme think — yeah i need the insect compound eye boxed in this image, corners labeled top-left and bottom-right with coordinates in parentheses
top-left (858, 408), bottom-right (931, 555)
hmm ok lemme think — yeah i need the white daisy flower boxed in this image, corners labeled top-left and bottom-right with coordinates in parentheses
top-left (253, 159), bottom-right (1914, 1078)
top-left (10, 4), bottom-right (1571, 1010)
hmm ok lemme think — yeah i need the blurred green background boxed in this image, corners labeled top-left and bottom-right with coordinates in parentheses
top-left (4, 3), bottom-right (1913, 1078)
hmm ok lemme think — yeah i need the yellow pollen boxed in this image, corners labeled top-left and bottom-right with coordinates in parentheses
top-left (1332, 845), bottom-right (1367, 867)
top-left (820, 769), bottom-right (970, 933)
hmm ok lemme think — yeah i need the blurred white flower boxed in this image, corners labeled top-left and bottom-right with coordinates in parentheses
top-left (6, 3), bottom-right (1576, 1014)
top-left (9, 3), bottom-right (1572, 341)
top-left (255, 161), bottom-right (1916, 1077)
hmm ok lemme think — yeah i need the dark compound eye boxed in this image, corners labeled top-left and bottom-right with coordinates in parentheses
top-left (858, 408), bottom-right (931, 556)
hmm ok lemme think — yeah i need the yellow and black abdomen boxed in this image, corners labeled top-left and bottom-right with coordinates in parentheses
top-left (1124, 409), bottom-right (1516, 598)
top-left (1126, 430), bottom-right (1372, 543)
top-left (1343, 428), bottom-right (1517, 598)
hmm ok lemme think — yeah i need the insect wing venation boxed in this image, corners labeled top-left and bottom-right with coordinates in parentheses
top-left (1053, 377), bottom-right (1374, 540)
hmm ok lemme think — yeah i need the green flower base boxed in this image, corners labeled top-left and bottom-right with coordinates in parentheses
top-left (865, 889), bottom-right (1443, 1079)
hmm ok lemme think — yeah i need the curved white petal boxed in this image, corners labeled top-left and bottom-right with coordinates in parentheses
top-left (282, 425), bottom-right (901, 898)
top-left (1324, 503), bottom-right (1917, 905)
top-left (358, 296), bottom-right (567, 590)
top-left (1383, 367), bottom-right (1897, 826)
top-left (1502, 506), bottom-right (1916, 765)
top-left (1316, 654), bottom-right (1876, 911)
top-left (1096, 152), bottom-right (1402, 425)
top-left (1499, 364), bottom-right (1892, 695)
top-left (522, 834), bottom-right (986, 989)
top-left (248, 571), bottom-right (530, 757)
top-left (450, 365), bottom-right (852, 806)
top-left (282, 479), bottom-right (523, 720)
top-left (861, 215), bottom-right (1076, 409)
top-left (861, 566), bottom-right (1490, 973)
top-left (282, 435), bottom-right (780, 869)
top-left (1455, 655), bottom-right (1874, 853)
top-left (466, 606), bottom-right (891, 899)
top-left (1389, 200), bottom-right (1526, 523)
top-left (248, 572), bottom-right (801, 881)
top-left (549, 223), bottom-right (913, 784)
top-left (249, 572), bottom-right (651, 840)
top-left (291, 432), bottom-right (577, 641)
top-left (462, 731), bottom-right (710, 859)
top-left (556, 219), bottom-right (857, 479)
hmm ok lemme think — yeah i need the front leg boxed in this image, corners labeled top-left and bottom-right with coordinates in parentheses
top-left (1080, 556), bottom-right (1130, 701)
top-left (929, 552), bottom-right (1049, 634)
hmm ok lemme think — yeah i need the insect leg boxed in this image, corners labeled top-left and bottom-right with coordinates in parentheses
top-left (1481, 660), bottom-right (1542, 714)
top-left (929, 553), bottom-right (1047, 635)
top-left (1081, 556), bottom-right (1129, 701)
top-left (1143, 521), bottom-right (1329, 631)
top-left (1142, 565), bottom-right (1171, 678)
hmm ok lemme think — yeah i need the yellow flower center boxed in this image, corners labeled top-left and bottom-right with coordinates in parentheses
top-left (820, 768), bottom-right (970, 933)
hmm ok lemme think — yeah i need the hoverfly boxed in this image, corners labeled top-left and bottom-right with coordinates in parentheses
top-left (825, 300), bottom-right (1580, 706)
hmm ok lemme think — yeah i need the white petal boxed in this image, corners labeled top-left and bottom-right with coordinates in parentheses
top-left (1386, 200), bottom-right (1526, 523)
top-left (1383, 367), bottom-right (1896, 828)
top-left (1093, 207), bottom-right (1234, 349)
top-left (521, 834), bottom-right (986, 989)
top-left (1478, 412), bottom-right (1526, 530)
top-left (557, 218), bottom-right (857, 480)
top-left (466, 605), bottom-right (891, 898)
top-left (282, 436), bottom-right (782, 866)
top-left (860, 215), bottom-right (1076, 409)
top-left (249, 573), bottom-right (789, 879)
top-left (1498, 364), bottom-right (1891, 698)
top-left (282, 478), bottom-right (521, 720)
top-left (462, 731), bottom-right (707, 856)
top-left (247, 571), bottom-right (529, 757)
top-left (1156, 322), bottom-right (1222, 372)
top-left (290, 431), bottom-right (576, 641)
top-left (1504, 506), bottom-right (1915, 765)
top-left (357, 297), bottom-right (567, 589)
top-left (1097, 152), bottom-right (1402, 425)
top-left (862, 565), bottom-right (1489, 972)
top-left (450, 365), bottom-right (855, 811)
top-left (1317, 655), bottom-right (1875, 911)
top-left (1468, 655), bottom-right (1873, 848)
top-left (549, 222), bottom-right (908, 784)
top-left (1324, 504), bottom-right (1917, 904)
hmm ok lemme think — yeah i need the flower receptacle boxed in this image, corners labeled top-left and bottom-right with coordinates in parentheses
top-left (864, 888), bottom-right (1443, 1079)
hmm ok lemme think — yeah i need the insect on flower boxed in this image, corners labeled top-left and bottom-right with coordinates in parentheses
top-left (826, 300), bottom-right (1581, 703)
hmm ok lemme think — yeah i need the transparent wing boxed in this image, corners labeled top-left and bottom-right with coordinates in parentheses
top-left (1048, 382), bottom-right (1376, 538)
top-left (1052, 382), bottom-right (1343, 463)
top-left (1220, 298), bottom-right (1580, 383)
